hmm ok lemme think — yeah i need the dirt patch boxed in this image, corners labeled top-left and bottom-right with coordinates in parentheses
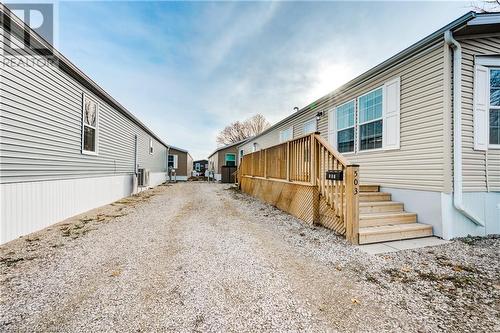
top-left (0, 183), bottom-right (498, 333)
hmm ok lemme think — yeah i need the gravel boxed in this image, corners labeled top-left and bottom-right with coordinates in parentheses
top-left (0, 182), bottom-right (498, 332)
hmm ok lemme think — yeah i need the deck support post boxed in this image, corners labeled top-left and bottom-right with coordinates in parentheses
top-left (310, 134), bottom-right (316, 186)
top-left (264, 149), bottom-right (267, 178)
top-left (286, 141), bottom-right (290, 181)
top-left (345, 165), bottom-right (360, 244)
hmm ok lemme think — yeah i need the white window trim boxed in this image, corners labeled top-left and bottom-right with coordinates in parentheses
top-left (303, 118), bottom-right (317, 135)
top-left (279, 126), bottom-right (294, 143)
top-left (149, 138), bottom-right (154, 155)
top-left (357, 86), bottom-right (384, 153)
top-left (168, 154), bottom-right (178, 169)
top-left (81, 93), bottom-right (99, 156)
top-left (488, 67), bottom-right (500, 149)
top-left (334, 99), bottom-right (356, 153)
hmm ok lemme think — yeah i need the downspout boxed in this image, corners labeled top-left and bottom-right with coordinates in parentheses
top-left (444, 30), bottom-right (485, 227)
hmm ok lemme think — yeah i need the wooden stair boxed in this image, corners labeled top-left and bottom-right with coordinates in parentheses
top-left (358, 185), bottom-right (432, 244)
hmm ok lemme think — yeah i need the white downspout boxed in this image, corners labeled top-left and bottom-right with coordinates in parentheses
top-left (444, 30), bottom-right (485, 227)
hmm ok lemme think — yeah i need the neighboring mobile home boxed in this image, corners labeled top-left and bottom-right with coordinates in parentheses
top-left (207, 140), bottom-right (242, 182)
top-left (167, 146), bottom-right (193, 181)
top-left (0, 6), bottom-right (170, 243)
top-left (239, 11), bottom-right (500, 241)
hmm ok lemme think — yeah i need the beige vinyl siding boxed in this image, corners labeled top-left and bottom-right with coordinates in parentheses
top-left (168, 148), bottom-right (189, 176)
top-left (459, 35), bottom-right (500, 192)
top-left (240, 41), bottom-right (447, 192)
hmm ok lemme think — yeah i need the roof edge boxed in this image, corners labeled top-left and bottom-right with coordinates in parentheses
top-left (207, 139), bottom-right (248, 158)
top-left (0, 4), bottom-right (169, 148)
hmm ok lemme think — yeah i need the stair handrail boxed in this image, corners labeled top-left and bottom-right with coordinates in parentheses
top-left (313, 134), bottom-right (353, 167)
top-left (312, 133), bottom-right (360, 244)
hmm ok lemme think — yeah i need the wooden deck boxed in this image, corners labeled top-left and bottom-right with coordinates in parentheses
top-left (238, 133), bottom-right (433, 245)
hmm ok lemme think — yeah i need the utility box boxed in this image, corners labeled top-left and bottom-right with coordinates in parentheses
top-left (326, 170), bottom-right (343, 181)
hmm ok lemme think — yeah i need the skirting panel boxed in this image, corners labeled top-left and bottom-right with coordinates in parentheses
top-left (149, 172), bottom-right (168, 187)
top-left (0, 174), bottom-right (134, 244)
top-left (240, 176), bottom-right (316, 225)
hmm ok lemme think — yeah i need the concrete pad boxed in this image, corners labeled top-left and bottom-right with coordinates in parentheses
top-left (356, 237), bottom-right (449, 254)
top-left (355, 243), bottom-right (399, 255)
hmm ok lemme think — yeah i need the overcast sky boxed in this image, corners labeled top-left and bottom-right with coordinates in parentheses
top-left (56, 1), bottom-right (471, 159)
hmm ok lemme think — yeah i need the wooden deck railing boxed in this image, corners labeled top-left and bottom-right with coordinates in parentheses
top-left (239, 133), bottom-right (360, 244)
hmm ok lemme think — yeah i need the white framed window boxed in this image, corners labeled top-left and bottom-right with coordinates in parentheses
top-left (149, 138), bottom-right (154, 154)
top-left (489, 68), bottom-right (500, 147)
top-left (81, 94), bottom-right (99, 155)
top-left (335, 100), bottom-right (355, 153)
top-left (225, 153), bottom-right (236, 166)
top-left (303, 118), bottom-right (316, 135)
top-left (279, 126), bottom-right (293, 143)
top-left (358, 87), bottom-right (383, 151)
top-left (195, 162), bottom-right (201, 171)
top-left (168, 154), bottom-right (178, 169)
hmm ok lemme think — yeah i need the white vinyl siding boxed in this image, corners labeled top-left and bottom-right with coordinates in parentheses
top-left (303, 118), bottom-right (316, 135)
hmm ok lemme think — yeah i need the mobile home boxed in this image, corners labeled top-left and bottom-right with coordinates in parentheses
top-left (0, 6), bottom-right (170, 243)
top-left (207, 140), bottom-right (243, 182)
top-left (167, 146), bottom-right (193, 181)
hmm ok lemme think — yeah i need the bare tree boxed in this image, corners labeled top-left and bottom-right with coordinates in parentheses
top-left (471, 0), bottom-right (500, 12)
top-left (216, 114), bottom-right (271, 146)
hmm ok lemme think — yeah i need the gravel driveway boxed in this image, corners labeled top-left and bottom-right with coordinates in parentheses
top-left (1, 182), bottom-right (498, 332)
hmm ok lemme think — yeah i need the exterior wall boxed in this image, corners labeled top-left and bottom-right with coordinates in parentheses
top-left (208, 145), bottom-right (239, 175)
top-left (0, 25), bottom-right (169, 243)
top-left (458, 35), bottom-right (500, 192)
top-left (168, 148), bottom-right (188, 177)
top-left (0, 28), bottom-right (167, 183)
top-left (240, 41), bottom-right (448, 192)
top-left (0, 174), bottom-right (133, 243)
